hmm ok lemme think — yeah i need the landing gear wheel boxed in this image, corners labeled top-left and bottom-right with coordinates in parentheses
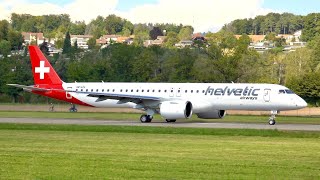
top-left (166, 119), bottom-right (176, 123)
top-left (140, 115), bottom-right (148, 123)
top-left (146, 115), bottom-right (153, 122)
top-left (269, 119), bottom-right (276, 125)
top-left (140, 115), bottom-right (152, 123)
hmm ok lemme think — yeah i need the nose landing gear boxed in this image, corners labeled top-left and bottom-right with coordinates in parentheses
top-left (268, 110), bottom-right (278, 125)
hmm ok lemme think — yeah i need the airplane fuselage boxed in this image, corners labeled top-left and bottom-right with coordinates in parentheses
top-left (57, 82), bottom-right (307, 113)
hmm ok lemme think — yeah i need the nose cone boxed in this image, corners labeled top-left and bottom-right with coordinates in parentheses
top-left (296, 98), bottom-right (307, 109)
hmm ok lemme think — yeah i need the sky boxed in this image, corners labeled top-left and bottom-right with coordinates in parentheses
top-left (1, 0), bottom-right (320, 32)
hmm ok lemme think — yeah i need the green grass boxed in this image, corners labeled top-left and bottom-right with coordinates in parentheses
top-left (1, 111), bottom-right (320, 124)
top-left (0, 124), bottom-right (319, 179)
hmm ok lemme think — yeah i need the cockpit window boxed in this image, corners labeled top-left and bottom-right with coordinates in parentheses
top-left (285, 89), bottom-right (294, 94)
top-left (279, 90), bottom-right (286, 94)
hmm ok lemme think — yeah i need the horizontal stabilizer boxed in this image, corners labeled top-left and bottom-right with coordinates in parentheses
top-left (7, 84), bottom-right (50, 92)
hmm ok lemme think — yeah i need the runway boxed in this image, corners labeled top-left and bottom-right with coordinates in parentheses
top-left (0, 118), bottom-right (319, 131)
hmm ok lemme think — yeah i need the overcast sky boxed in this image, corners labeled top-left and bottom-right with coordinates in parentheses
top-left (1, 0), bottom-right (320, 32)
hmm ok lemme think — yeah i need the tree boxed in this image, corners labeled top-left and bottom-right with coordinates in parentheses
top-left (105, 14), bottom-right (124, 34)
top-left (163, 48), bottom-right (197, 82)
top-left (301, 13), bottom-right (320, 41)
top-left (87, 38), bottom-right (96, 49)
top-left (7, 30), bottom-right (23, 50)
top-left (39, 41), bottom-right (49, 56)
top-left (149, 27), bottom-right (163, 40)
top-left (72, 40), bottom-right (79, 53)
top-left (132, 48), bottom-right (157, 81)
top-left (178, 26), bottom-right (193, 40)
top-left (69, 21), bottom-right (86, 35)
top-left (62, 31), bottom-right (71, 54)
top-left (264, 32), bottom-right (277, 42)
top-left (0, 40), bottom-right (11, 57)
top-left (106, 43), bottom-right (140, 81)
top-left (121, 21), bottom-right (134, 36)
top-left (133, 24), bottom-right (150, 46)
top-left (85, 16), bottom-right (105, 38)
top-left (236, 34), bottom-right (251, 54)
top-left (0, 20), bottom-right (9, 41)
top-left (287, 72), bottom-right (320, 105)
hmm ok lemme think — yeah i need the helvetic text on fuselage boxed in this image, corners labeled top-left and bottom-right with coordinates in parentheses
top-left (205, 86), bottom-right (260, 100)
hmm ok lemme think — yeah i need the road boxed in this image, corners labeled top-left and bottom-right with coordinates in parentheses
top-left (0, 118), bottom-right (319, 131)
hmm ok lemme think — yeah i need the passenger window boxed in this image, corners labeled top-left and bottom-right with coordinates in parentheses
top-left (120, 89), bottom-right (123, 92)
top-left (91, 89), bottom-right (93, 92)
top-left (76, 89), bottom-right (78, 92)
top-left (126, 89), bottom-right (128, 92)
top-left (107, 89), bottom-right (109, 92)
top-left (142, 90), bottom-right (144, 92)
top-left (96, 89), bottom-right (98, 92)
top-left (102, 89), bottom-right (104, 92)
top-left (171, 90), bottom-right (173, 93)
top-left (147, 90), bottom-right (150, 92)
top-left (86, 89), bottom-right (88, 92)
top-left (164, 90), bottom-right (167, 93)
top-left (136, 89), bottom-right (139, 92)
top-left (152, 90), bottom-right (155, 92)
top-left (202, 90), bottom-right (205, 93)
top-left (158, 90), bottom-right (161, 92)
top-left (112, 89), bottom-right (115, 92)
top-left (191, 90), bottom-right (193, 93)
top-left (196, 90), bottom-right (199, 93)
top-left (81, 89), bottom-right (83, 92)
top-left (178, 90), bottom-right (181, 93)
top-left (131, 89), bottom-right (133, 92)
top-left (185, 90), bottom-right (187, 93)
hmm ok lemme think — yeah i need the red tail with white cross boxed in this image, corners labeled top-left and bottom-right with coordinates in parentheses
top-left (29, 45), bottom-right (63, 85)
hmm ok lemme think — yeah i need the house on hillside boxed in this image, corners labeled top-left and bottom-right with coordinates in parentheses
top-left (96, 35), bottom-right (121, 46)
top-left (116, 36), bottom-right (134, 45)
top-left (192, 33), bottom-right (206, 41)
top-left (70, 35), bottom-right (93, 49)
top-left (175, 40), bottom-right (193, 48)
top-left (144, 36), bottom-right (166, 47)
top-left (235, 35), bottom-right (266, 43)
top-left (22, 32), bottom-right (45, 45)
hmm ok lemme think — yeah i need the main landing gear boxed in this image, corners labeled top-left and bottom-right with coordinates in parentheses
top-left (268, 110), bottom-right (278, 125)
top-left (140, 115), bottom-right (153, 123)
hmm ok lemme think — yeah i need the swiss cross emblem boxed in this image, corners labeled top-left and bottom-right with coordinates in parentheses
top-left (35, 61), bottom-right (50, 79)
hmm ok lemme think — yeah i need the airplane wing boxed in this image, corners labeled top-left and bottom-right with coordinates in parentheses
top-left (74, 91), bottom-right (162, 104)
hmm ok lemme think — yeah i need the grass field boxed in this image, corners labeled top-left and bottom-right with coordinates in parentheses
top-left (0, 124), bottom-right (319, 179)
top-left (1, 111), bottom-right (320, 124)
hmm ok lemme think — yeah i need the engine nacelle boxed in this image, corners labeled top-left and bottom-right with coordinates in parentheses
top-left (160, 101), bottom-right (193, 119)
top-left (196, 110), bottom-right (226, 119)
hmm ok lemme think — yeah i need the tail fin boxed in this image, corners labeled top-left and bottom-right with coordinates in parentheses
top-left (29, 45), bottom-right (62, 85)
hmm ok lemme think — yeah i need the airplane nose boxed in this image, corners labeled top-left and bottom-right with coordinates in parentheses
top-left (297, 98), bottom-right (307, 108)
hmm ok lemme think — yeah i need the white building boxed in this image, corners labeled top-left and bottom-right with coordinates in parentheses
top-left (22, 32), bottom-right (45, 45)
top-left (70, 35), bottom-right (93, 49)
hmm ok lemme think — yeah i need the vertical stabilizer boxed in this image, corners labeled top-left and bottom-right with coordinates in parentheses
top-left (29, 45), bottom-right (62, 85)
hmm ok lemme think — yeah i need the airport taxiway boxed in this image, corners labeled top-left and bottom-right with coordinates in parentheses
top-left (0, 118), bottom-right (319, 131)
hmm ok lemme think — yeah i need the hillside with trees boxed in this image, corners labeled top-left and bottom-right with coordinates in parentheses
top-left (223, 12), bottom-right (320, 42)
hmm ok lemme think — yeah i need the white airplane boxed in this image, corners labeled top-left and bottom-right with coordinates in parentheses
top-left (8, 45), bottom-right (307, 125)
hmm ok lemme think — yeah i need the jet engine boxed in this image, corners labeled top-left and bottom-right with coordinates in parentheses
top-left (196, 110), bottom-right (226, 119)
top-left (160, 101), bottom-right (193, 119)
